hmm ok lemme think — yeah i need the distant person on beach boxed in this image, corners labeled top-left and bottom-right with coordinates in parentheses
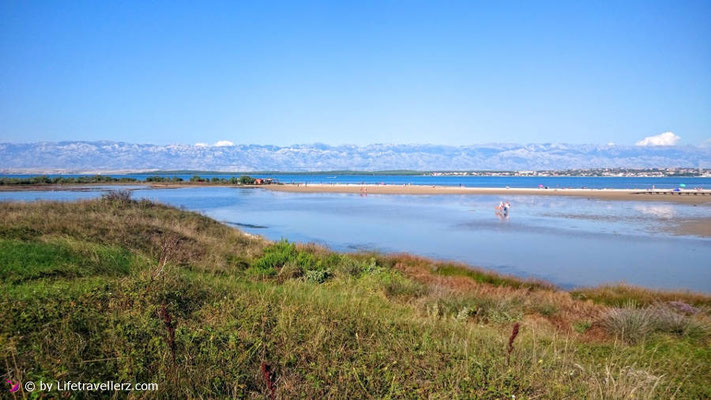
top-left (496, 201), bottom-right (511, 219)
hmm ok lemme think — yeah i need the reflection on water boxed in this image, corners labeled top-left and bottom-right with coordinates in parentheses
top-left (634, 204), bottom-right (676, 219)
top-left (1, 186), bottom-right (710, 292)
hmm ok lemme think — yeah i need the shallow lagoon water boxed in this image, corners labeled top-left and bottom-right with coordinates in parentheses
top-left (2, 186), bottom-right (710, 292)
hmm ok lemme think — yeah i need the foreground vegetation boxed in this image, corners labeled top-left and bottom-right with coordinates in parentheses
top-left (1, 194), bottom-right (709, 399)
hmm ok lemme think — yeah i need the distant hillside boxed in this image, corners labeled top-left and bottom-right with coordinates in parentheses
top-left (1, 141), bottom-right (709, 173)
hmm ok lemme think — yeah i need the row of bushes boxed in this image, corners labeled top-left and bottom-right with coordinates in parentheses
top-left (187, 175), bottom-right (257, 184)
top-left (0, 175), bottom-right (263, 185)
top-left (0, 175), bottom-right (138, 185)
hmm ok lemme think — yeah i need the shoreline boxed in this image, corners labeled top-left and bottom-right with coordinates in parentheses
top-left (266, 183), bottom-right (711, 204)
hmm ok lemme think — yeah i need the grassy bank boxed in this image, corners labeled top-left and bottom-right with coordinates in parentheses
top-left (1, 195), bottom-right (709, 399)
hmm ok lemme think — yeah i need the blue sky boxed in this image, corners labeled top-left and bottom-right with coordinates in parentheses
top-left (1, 0), bottom-right (709, 146)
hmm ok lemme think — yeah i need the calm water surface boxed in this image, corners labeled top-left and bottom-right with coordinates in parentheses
top-left (3, 174), bottom-right (710, 189)
top-left (2, 186), bottom-right (710, 292)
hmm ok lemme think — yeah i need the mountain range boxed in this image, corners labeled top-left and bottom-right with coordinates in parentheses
top-left (1, 141), bottom-right (709, 173)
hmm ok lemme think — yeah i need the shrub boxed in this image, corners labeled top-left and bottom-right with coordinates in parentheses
top-left (332, 257), bottom-right (365, 278)
top-left (650, 304), bottom-right (709, 338)
top-left (304, 269), bottom-right (331, 284)
top-left (427, 295), bottom-right (523, 323)
top-left (253, 240), bottom-right (298, 271)
top-left (295, 251), bottom-right (319, 270)
top-left (361, 257), bottom-right (382, 274)
top-left (573, 321), bottom-right (592, 334)
top-left (379, 271), bottom-right (427, 299)
top-left (666, 300), bottom-right (700, 315)
top-left (250, 241), bottom-right (335, 283)
top-left (455, 306), bottom-right (477, 322)
top-left (278, 261), bottom-right (303, 281)
top-left (226, 255), bottom-right (251, 270)
top-left (602, 303), bottom-right (709, 343)
top-left (602, 307), bottom-right (654, 343)
top-left (101, 189), bottom-right (133, 203)
top-left (239, 175), bottom-right (256, 185)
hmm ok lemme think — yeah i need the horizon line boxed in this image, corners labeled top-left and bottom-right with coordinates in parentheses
top-left (2, 139), bottom-right (710, 148)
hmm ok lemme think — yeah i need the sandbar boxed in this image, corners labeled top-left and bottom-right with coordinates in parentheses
top-left (265, 184), bottom-right (711, 205)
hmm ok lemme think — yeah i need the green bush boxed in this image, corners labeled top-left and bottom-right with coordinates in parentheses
top-left (251, 241), bottom-right (337, 284)
top-left (239, 175), bottom-right (256, 185)
top-left (304, 269), bottom-right (331, 283)
top-left (253, 240), bottom-right (298, 270)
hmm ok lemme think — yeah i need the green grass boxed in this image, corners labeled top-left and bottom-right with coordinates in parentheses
top-left (0, 238), bottom-right (138, 283)
top-left (571, 284), bottom-right (711, 309)
top-left (1, 197), bottom-right (709, 399)
top-left (432, 263), bottom-right (551, 290)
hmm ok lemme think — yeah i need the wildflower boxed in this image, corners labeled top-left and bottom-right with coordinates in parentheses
top-left (507, 322), bottom-right (520, 364)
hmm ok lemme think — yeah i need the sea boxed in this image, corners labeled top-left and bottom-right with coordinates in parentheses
top-left (2, 173), bottom-right (710, 189)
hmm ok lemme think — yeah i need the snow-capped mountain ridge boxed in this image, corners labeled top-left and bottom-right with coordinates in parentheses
top-left (1, 141), bottom-right (709, 173)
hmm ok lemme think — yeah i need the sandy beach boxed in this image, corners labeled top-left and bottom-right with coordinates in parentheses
top-left (3, 182), bottom-right (710, 205)
top-left (266, 183), bottom-right (711, 205)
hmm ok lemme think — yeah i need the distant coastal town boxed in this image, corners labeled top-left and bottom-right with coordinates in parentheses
top-left (426, 167), bottom-right (711, 177)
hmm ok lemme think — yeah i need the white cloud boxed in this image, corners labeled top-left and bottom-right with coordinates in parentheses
top-left (635, 131), bottom-right (680, 146)
top-left (700, 138), bottom-right (711, 148)
top-left (195, 140), bottom-right (234, 147)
